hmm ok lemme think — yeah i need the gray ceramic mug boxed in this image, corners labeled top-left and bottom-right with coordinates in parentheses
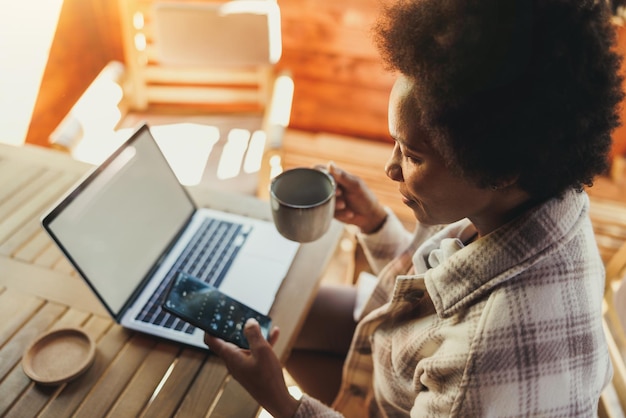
top-left (270, 167), bottom-right (336, 243)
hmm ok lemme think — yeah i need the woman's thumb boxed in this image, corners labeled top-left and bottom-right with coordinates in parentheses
top-left (243, 318), bottom-right (265, 348)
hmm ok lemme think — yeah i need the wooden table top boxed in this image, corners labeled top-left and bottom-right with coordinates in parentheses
top-left (0, 142), bottom-right (343, 417)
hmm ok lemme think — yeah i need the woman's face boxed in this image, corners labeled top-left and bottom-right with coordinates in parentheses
top-left (385, 76), bottom-right (498, 229)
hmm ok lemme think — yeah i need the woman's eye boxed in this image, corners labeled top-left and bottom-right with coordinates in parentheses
top-left (392, 140), bottom-right (421, 164)
top-left (404, 154), bottom-right (421, 164)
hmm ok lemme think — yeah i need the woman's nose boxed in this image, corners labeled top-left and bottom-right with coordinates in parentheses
top-left (385, 155), bottom-right (403, 182)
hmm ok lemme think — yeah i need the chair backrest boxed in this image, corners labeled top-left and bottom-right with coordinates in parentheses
top-left (118, 0), bottom-right (282, 112)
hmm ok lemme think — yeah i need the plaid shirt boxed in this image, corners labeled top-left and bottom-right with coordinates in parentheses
top-left (295, 190), bottom-right (611, 417)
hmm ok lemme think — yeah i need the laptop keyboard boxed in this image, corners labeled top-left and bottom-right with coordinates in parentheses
top-left (134, 217), bottom-right (251, 334)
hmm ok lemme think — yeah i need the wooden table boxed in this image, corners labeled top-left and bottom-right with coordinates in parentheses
top-left (0, 143), bottom-right (343, 417)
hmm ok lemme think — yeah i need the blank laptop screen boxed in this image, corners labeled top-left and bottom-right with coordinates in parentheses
top-left (45, 126), bottom-right (194, 315)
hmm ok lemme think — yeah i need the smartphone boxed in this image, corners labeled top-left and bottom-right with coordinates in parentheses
top-left (162, 271), bottom-right (272, 349)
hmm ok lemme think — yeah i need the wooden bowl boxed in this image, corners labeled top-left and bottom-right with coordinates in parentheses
top-left (22, 327), bottom-right (96, 386)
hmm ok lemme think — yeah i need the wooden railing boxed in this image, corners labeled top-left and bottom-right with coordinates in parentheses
top-left (583, 196), bottom-right (626, 417)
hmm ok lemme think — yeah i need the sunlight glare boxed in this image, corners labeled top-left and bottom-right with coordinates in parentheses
top-left (134, 33), bottom-right (146, 51)
top-left (133, 11), bottom-right (145, 30)
top-left (269, 154), bottom-right (283, 179)
top-left (217, 128), bottom-right (251, 180)
top-left (65, 62), bottom-right (126, 164)
top-left (243, 130), bottom-right (266, 174)
top-left (152, 123), bottom-right (220, 186)
top-left (0, 0), bottom-right (64, 145)
top-left (269, 75), bottom-right (294, 127)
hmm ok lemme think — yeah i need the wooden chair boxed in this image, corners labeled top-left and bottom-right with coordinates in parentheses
top-left (599, 239), bottom-right (626, 417)
top-left (116, 0), bottom-right (293, 196)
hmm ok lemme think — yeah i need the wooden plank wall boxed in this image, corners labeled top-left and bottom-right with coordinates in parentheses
top-left (277, 0), bottom-right (394, 143)
top-left (611, 22), bottom-right (626, 161)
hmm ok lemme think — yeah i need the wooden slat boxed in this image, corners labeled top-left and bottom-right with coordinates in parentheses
top-left (33, 316), bottom-right (111, 418)
top-left (0, 219), bottom-right (44, 258)
top-left (591, 199), bottom-right (626, 221)
top-left (0, 289), bottom-right (44, 347)
top-left (603, 316), bottom-right (626, 415)
top-left (280, 0), bottom-right (380, 30)
top-left (0, 257), bottom-right (108, 317)
top-left (0, 158), bottom-right (25, 186)
top-left (607, 242), bottom-right (626, 284)
top-left (170, 354), bottom-right (226, 417)
top-left (2, 368), bottom-right (57, 418)
top-left (33, 243), bottom-right (65, 270)
top-left (71, 333), bottom-right (157, 418)
top-left (211, 378), bottom-right (259, 418)
top-left (119, 0), bottom-right (149, 109)
top-left (280, 0), bottom-right (381, 59)
top-left (145, 85), bottom-right (262, 105)
top-left (589, 198), bottom-right (626, 265)
top-left (0, 144), bottom-right (91, 174)
top-left (0, 159), bottom-right (44, 201)
top-left (281, 24), bottom-right (378, 60)
top-left (0, 170), bottom-right (79, 246)
top-left (277, 50), bottom-right (393, 90)
top-left (106, 341), bottom-right (181, 417)
top-left (53, 257), bottom-right (77, 275)
top-left (0, 302), bottom-right (67, 416)
top-left (0, 164), bottom-right (46, 213)
top-left (143, 348), bottom-right (211, 417)
top-left (3, 309), bottom-right (91, 418)
top-left (38, 321), bottom-right (131, 418)
top-left (0, 302), bottom-right (66, 380)
top-left (144, 63), bottom-right (265, 85)
top-left (11, 230), bottom-right (53, 263)
top-left (288, 79), bottom-right (391, 142)
top-left (278, 0), bottom-right (393, 142)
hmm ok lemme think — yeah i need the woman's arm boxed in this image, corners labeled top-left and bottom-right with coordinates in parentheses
top-left (205, 320), bottom-right (345, 418)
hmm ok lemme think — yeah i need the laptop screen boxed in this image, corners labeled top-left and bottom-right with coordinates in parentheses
top-left (43, 125), bottom-right (195, 316)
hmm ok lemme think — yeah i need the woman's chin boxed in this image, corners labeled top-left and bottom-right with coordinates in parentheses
top-left (409, 205), bottom-right (428, 224)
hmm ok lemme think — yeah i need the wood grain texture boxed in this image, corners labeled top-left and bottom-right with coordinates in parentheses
top-left (25, 0), bottom-right (394, 147)
top-left (0, 142), bottom-right (343, 417)
top-left (278, 0), bottom-right (394, 142)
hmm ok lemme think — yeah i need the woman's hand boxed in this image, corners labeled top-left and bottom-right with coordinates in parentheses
top-left (325, 163), bottom-right (387, 234)
top-left (204, 319), bottom-right (300, 418)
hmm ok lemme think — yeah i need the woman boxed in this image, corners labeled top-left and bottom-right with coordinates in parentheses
top-left (205, 0), bottom-right (624, 416)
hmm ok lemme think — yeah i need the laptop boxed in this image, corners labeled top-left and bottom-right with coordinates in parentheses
top-left (41, 123), bottom-right (299, 349)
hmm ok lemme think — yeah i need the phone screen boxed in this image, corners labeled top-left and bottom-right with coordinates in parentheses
top-left (162, 272), bottom-right (272, 349)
